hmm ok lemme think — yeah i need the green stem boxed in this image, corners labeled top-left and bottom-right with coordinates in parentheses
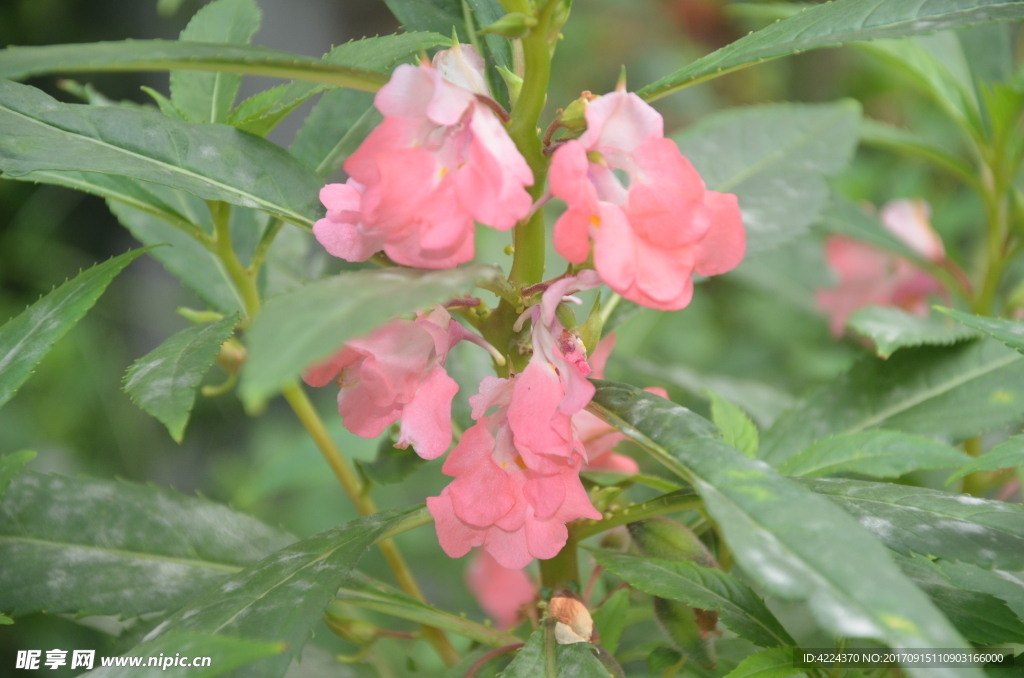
top-left (209, 201), bottom-right (262, 320)
top-left (249, 217), bottom-right (284, 276)
top-left (540, 536), bottom-right (579, 588)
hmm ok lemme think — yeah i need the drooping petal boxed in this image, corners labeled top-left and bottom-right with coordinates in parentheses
top-left (397, 365), bottom-right (459, 459)
top-left (693, 190), bottom-right (746, 277)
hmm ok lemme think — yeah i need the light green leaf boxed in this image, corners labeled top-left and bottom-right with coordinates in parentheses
top-left (0, 471), bottom-right (294, 618)
top-left (935, 559), bottom-right (1024, 622)
top-left (290, 89), bottom-right (377, 177)
top-left (938, 307), bottom-right (1024, 353)
top-left (0, 41), bottom-right (389, 92)
top-left (332, 572), bottom-right (520, 647)
top-left (0, 613), bottom-right (10, 625)
top-left (0, 247), bottom-right (147, 410)
top-left (241, 265), bottom-right (502, 406)
top-left (588, 548), bottom-right (793, 648)
top-left (722, 647), bottom-right (803, 678)
top-left (140, 506), bottom-right (420, 678)
top-left (673, 101), bottom-right (861, 254)
top-left (638, 0), bottom-right (1024, 102)
top-left (229, 33), bottom-right (448, 137)
top-left (848, 306), bottom-right (980, 359)
top-left (708, 390), bottom-right (759, 458)
top-left (778, 430), bottom-right (972, 479)
top-left (803, 477), bottom-right (1024, 570)
top-left (0, 79), bottom-right (323, 227)
top-left (621, 356), bottom-right (794, 429)
top-left (893, 553), bottom-right (1024, 645)
top-left (171, 0), bottom-right (262, 124)
top-left (760, 340), bottom-right (1024, 468)
top-left (124, 315), bottom-right (238, 442)
top-left (947, 434), bottom-right (1024, 483)
top-left (590, 381), bottom-right (978, 678)
top-left (84, 633), bottom-right (284, 678)
top-left (157, 0), bottom-right (189, 17)
top-left (0, 450), bottom-right (35, 500)
top-left (591, 588), bottom-right (630, 656)
top-left (859, 118), bottom-right (976, 185)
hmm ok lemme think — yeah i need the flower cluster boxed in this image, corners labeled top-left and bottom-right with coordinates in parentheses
top-left (306, 45), bottom-right (745, 582)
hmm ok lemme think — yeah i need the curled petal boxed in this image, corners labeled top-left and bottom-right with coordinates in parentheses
top-left (397, 365), bottom-right (459, 459)
top-left (693, 191), bottom-right (746, 277)
top-left (428, 492), bottom-right (483, 559)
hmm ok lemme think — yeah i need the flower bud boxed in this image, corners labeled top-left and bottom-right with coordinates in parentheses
top-left (480, 12), bottom-right (537, 39)
top-left (549, 591), bottom-right (593, 644)
top-left (559, 95), bottom-right (590, 131)
top-left (627, 517), bottom-right (718, 568)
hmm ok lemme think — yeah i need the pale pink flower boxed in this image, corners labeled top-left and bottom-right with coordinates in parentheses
top-left (465, 549), bottom-right (537, 630)
top-left (549, 91), bottom-right (745, 311)
top-left (313, 44), bottom-right (533, 269)
top-left (303, 306), bottom-right (466, 460)
top-left (815, 236), bottom-right (945, 337)
top-left (880, 198), bottom-right (945, 262)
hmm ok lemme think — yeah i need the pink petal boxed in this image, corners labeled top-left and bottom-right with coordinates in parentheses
top-left (524, 516), bottom-right (569, 561)
top-left (523, 473), bottom-right (567, 521)
top-left (302, 347), bottom-right (358, 388)
top-left (484, 525), bottom-right (533, 569)
top-left (319, 182), bottom-right (362, 214)
top-left (337, 387), bottom-right (402, 439)
top-left (626, 137), bottom-right (709, 249)
top-left (693, 190), bottom-right (746, 277)
top-left (313, 215), bottom-right (382, 263)
top-left (581, 91), bottom-right (663, 161)
top-left (374, 64), bottom-right (437, 119)
top-left (428, 492), bottom-right (484, 558)
top-left (443, 422), bottom-right (496, 476)
top-left (588, 334), bottom-right (616, 379)
top-left (397, 366), bottom-right (459, 460)
top-left (432, 43), bottom-right (491, 96)
top-left (349, 320), bottom-right (433, 406)
top-left (466, 550), bottom-right (537, 630)
top-left (449, 457), bottom-right (517, 527)
top-left (881, 198), bottom-right (944, 262)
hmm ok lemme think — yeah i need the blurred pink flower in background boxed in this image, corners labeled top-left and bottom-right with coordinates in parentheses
top-left (313, 44), bottom-right (533, 269)
top-left (465, 550), bottom-right (537, 630)
top-left (549, 90), bottom-right (745, 311)
top-left (816, 199), bottom-right (947, 337)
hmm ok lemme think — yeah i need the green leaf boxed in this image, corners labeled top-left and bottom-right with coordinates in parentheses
top-left (859, 118), bottom-right (977, 185)
top-left (778, 430), bottom-right (972, 479)
top-left (357, 438), bottom-right (427, 486)
top-left (241, 265), bottom-right (502, 406)
top-left (0, 80), bottom-right (323, 227)
top-left (673, 101), bottom-right (861, 254)
top-left (959, 23), bottom-right (1013, 93)
top-left (0, 471), bottom-right (294, 618)
top-left (938, 307), bottom-right (1024, 353)
top-left (590, 381), bottom-right (978, 678)
top-left (0, 247), bottom-right (147, 410)
top-left (0, 450), bottom-right (35, 499)
top-left (139, 505), bottom-right (420, 678)
top-left (893, 553), bottom-right (1024, 645)
top-left (722, 647), bottom-right (803, 678)
top-left (331, 572), bottom-right (520, 647)
top-left (638, 0), bottom-right (1024, 102)
top-left (589, 548), bottom-right (792, 648)
top-left (384, 0), bottom-right (467, 37)
top-left (819, 197), bottom-right (924, 264)
top-left (760, 340), bottom-right (1024, 468)
top-left (935, 559), bottom-right (1024, 622)
top-left (803, 477), bottom-right (1024, 570)
top-left (124, 315), bottom-right (238, 442)
top-left (947, 434), bottom-right (1024, 483)
top-left (708, 390), bottom-right (759, 458)
top-left (848, 306), bottom-right (980, 359)
top-left (0, 41), bottom-right (390, 91)
top-left (290, 89), bottom-right (378, 177)
top-left (591, 588), bottom-right (630, 655)
top-left (171, 0), bottom-right (262, 124)
top-left (85, 633), bottom-right (284, 678)
top-left (228, 33), bottom-right (448, 138)
top-left (503, 626), bottom-right (610, 678)
top-left (0, 613), bottom-right (11, 625)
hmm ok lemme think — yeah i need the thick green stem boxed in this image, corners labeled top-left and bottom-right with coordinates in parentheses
top-left (540, 537), bottom-right (579, 588)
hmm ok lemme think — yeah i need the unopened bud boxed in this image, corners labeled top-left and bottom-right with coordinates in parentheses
top-left (628, 517), bottom-right (718, 569)
top-left (548, 591), bottom-right (593, 644)
top-left (480, 12), bottom-right (537, 39)
top-left (324, 617), bottom-right (378, 646)
top-left (497, 66), bottom-right (523, 106)
top-left (560, 95), bottom-right (590, 131)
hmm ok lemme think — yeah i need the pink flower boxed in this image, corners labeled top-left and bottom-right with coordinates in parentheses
top-left (815, 237), bottom-right (944, 337)
top-left (427, 274), bottom-right (604, 568)
top-left (313, 44), bottom-right (533, 269)
top-left (465, 549), bottom-right (537, 630)
top-left (574, 334), bottom-right (639, 475)
top-left (303, 306), bottom-right (466, 460)
top-left (880, 198), bottom-right (945, 262)
top-left (549, 90), bottom-right (745, 311)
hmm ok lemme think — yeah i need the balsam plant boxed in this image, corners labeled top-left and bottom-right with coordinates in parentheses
top-left (2, 1), bottom-right (1024, 677)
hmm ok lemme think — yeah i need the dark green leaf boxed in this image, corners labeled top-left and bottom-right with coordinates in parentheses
top-left (590, 381), bottom-right (978, 678)
top-left (894, 553), bottom-right (1024, 645)
top-left (848, 307), bottom-right (980, 359)
top-left (638, 0), bottom-right (1024, 102)
top-left (332, 572), bottom-right (520, 647)
top-left (673, 101), bottom-right (861, 254)
top-left (0, 613), bottom-right (10, 625)
top-left (0, 450), bottom-right (34, 500)
top-left (85, 633), bottom-right (284, 678)
top-left (947, 434), bottom-right (1024, 483)
top-left (803, 477), bottom-right (1024, 570)
top-left (0, 80), bottom-right (323, 226)
top-left (935, 559), bottom-right (1024, 622)
top-left (760, 340), bottom-right (1024, 468)
top-left (0, 41), bottom-right (389, 91)
top-left (708, 390), bottom-right (759, 458)
top-left (938, 307), bottom-right (1024, 353)
top-left (778, 430), bottom-right (972, 479)
top-left (141, 506), bottom-right (420, 678)
top-left (357, 438), bottom-right (428, 486)
top-left (124, 315), bottom-right (238, 442)
top-left (588, 548), bottom-right (793, 648)
top-left (241, 265), bottom-right (502, 406)
top-left (503, 625), bottom-right (609, 678)
top-left (722, 647), bottom-right (803, 678)
top-left (0, 247), bottom-right (147, 410)
top-left (290, 89), bottom-right (377, 177)
top-left (959, 23), bottom-right (1013, 94)
top-left (591, 588), bottom-right (630, 655)
top-left (171, 0), bottom-right (262, 124)
top-left (229, 33), bottom-right (448, 138)
top-left (0, 471), bottom-right (294, 618)
top-left (384, 0), bottom-right (466, 38)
